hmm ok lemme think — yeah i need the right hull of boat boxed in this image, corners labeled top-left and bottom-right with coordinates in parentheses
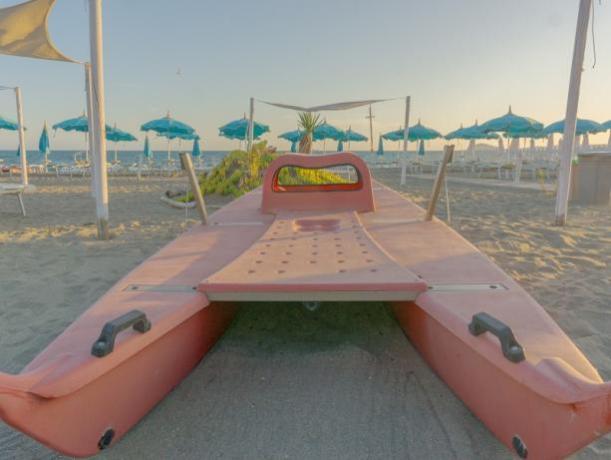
top-left (0, 302), bottom-right (238, 458)
top-left (392, 301), bottom-right (611, 459)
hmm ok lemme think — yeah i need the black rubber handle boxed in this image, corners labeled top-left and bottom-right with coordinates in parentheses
top-left (91, 310), bottom-right (151, 358)
top-left (468, 312), bottom-right (525, 363)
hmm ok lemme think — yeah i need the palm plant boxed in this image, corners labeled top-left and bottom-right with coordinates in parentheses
top-left (297, 112), bottom-right (322, 153)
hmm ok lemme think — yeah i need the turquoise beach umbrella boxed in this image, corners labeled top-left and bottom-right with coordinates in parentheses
top-left (143, 136), bottom-right (152, 158)
top-left (602, 120), bottom-right (611, 130)
top-left (335, 128), bottom-right (368, 142)
top-left (313, 122), bottom-right (343, 141)
top-left (543, 118), bottom-right (605, 136)
top-left (446, 122), bottom-right (499, 140)
top-left (377, 136), bottom-right (384, 156)
top-left (337, 139), bottom-right (344, 152)
top-left (141, 112), bottom-right (195, 136)
top-left (0, 115), bottom-right (18, 131)
top-left (39, 122), bottom-right (51, 169)
top-left (106, 126), bottom-right (137, 142)
top-left (278, 130), bottom-right (302, 151)
top-left (38, 123), bottom-right (50, 155)
top-left (53, 114), bottom-right (90, 133)
top-left (383, 121), bottom-right (442, 142)
top-left (479, 106), bottom-right (543, 134)
top-left (192, 137), bottom-right (202, 157)
top-left (418, 139), bottom-right (426, 156)
top-left (219, 117), bottom-right (269, 140)
top-left (278, 130), bottom-right (303, 143)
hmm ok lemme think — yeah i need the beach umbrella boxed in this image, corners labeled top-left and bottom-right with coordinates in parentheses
top-left (377, 135), bottom-right (384, 156)
top-left (192, 137), bottom-right (201, 158)
top-left (603, 120), bottom-right (611, 146)
top-left (337, 139), bottom-right (344, 152)
top-left (278, 130), bottom-right (303, 152)
top-left (143, 135), bottom-right (152, 159)
top-left (313, 122), bottom-right (343, 141)
top-left (480, 106), bottom-right (543, 135)
top-left (106, 125), bottom-right (137, 163)
top-left (38, 122), bottom-right (50, 171)
top-left (335, 127), bottom-right (367, 150)
top-left (141, 113), bottom-right (195, 136)
top-left (53, 114), bottom-right (111, 162)
top-left (219, 117), bottom-right (269, 141)
top-left (446, 122), bottom-right (499, 140)
top-left (543, 118), bottom-right (605, 136)
top-left (418, 139), bottom-right (426, 156)
top-left (383, 120), bottom-right (442, 142)
top-left (142, 113), bottom-right (196, 162)
top-left (335, 128), bottom-right (368, 142)
top-left (0, 115), bottom-right (18, 131)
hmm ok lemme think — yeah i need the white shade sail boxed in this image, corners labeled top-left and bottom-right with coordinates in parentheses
top-left (0, 0), bottom-right (75, 62)
top-left (260, 99), bottom-right (394, 112)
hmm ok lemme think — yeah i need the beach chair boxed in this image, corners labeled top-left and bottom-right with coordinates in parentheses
top-left (0, 183), bottom-right (26, 216)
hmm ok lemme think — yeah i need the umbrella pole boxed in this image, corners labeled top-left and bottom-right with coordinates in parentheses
top-left (14, 87), bottom-right (28, 187)
top-left (555, 0), bottom-right (591, 226)
top-left (401, 96), bottom-right (411, 186)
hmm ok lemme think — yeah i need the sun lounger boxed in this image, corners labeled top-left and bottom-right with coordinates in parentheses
top-left (0, 183), bottom-right (26, 216)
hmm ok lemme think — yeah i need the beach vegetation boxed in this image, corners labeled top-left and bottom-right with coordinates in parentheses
top-left (297, 112), bottom-right (322, 153)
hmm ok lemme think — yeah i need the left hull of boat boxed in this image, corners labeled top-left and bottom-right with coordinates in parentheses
top-left (0, 302), bottom-right (237, 458)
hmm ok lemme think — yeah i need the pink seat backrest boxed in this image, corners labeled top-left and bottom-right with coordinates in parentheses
top-left (261, 152), bottom-right (375, 214)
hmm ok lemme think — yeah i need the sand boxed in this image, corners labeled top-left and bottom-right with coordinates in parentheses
top-left (0, 170), bottom-right (609, 459)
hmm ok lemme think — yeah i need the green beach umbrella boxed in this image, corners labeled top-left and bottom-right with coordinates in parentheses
top-left (337, 139), bottom-right (344, 152)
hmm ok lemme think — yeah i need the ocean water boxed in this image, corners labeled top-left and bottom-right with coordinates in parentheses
top-left (0, 149), bottom-right (435, 168)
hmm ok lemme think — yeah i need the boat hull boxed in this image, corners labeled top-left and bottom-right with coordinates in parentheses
top-left (393, 300), bottom-right (611, 459)
top-left (0, 302), bottom-right (237, 458)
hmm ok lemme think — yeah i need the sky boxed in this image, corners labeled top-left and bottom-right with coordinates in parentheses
top-left (1, 0), bottom-right (611, 151)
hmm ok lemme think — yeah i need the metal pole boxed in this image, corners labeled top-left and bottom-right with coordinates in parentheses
top-left (180, 152), bottom-right (208, 224)
top-left (14, 87), bottom-right (28, 187)
top-left (247, 97), bottom-right (254, 152)
top-left (89, 0), bottom-right (109, 239)
top-left (85, 63), bottom-right (97, 197)
top-left (555, 0), bottom-right (591, 226)
top-left (401, 96), bottom-right (411, 185)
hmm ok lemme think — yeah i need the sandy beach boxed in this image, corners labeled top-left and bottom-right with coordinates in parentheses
top-left (0, 170), bottom-right (609, 459)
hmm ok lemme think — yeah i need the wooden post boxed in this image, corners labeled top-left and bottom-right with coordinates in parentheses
top-left (247, 97), bottom-right (254, 152)
top-left (89, 0), bottom-right (109, 239)
top-left (14, 87), bottom-right (28, 187)
top-left (555, 0), bottom-right (592, 226)
top-left (366, 105), bottom-right (374, 152)
top-left (180, 152), bottom-right (208, 224)
top-left (400, 96), bottom-right (411, 185)
top-left (425, 145), bottom-right (454, 221)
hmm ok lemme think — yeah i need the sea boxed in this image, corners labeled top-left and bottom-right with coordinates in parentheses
top-left (0, 149), bottom-right (435, 169)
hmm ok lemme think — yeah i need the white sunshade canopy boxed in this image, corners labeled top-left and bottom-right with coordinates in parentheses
top-left (0, 0), bottom-right (75, 62)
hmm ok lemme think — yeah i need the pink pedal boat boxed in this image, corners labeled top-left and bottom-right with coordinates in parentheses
top-left (0, 152), bottom-right (609, 458)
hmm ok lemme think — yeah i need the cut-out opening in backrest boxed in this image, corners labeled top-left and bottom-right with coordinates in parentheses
top-left (273, 164), bottom-right (362, 193)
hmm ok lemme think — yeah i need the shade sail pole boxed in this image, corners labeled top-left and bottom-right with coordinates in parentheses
top-left (85, 63), bottom-right (97, 197)
top-left (367, 105), bottom-right (374, 152)
top-left (555, 0), bottom-right (591, 226)
top-left (89, 0), bottom-right (109, 240)
top-left (14, 86), bottom-right (28, 187)
top-left (400, 96), bottom-right (411, 186)
top-left (247, 97), bottom-right (254, 152)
